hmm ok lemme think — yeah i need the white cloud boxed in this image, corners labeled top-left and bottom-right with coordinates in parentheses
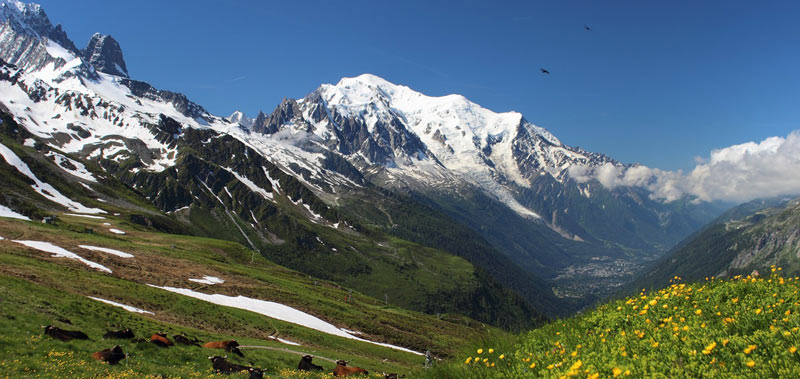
top-left (570, 131), bottom-right (800, 203)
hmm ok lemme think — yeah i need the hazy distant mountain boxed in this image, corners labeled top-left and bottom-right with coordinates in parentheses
top-left (629, 196), bottom-right (800, 292)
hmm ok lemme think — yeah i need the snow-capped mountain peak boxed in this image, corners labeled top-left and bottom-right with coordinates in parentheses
top-left (229, 110), bottom-right (254, 128)
top-left (316, 74), bottom-right (574, 182)
top-left (238, 73), bottom-right (615, 220)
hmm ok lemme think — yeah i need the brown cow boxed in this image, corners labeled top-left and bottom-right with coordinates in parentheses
top-left (203, 340), bottom-right (243, 357)
top-left (333, 360), bottom-right (368, 376)
top-left (91, 345), bottom-right (126, 365)
top-left (44, 325), bottom-right (89, 341)
top-left (150, 333), bottom-right (173, 347)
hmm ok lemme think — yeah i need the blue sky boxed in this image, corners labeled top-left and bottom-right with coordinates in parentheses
top-left (36, 0), bottom-right (800, 171)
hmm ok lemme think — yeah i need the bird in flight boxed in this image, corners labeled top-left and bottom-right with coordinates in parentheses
top-left (584, 25), bottom-right (592, 31)
top-left (540, 68), bottom-right (550, 75)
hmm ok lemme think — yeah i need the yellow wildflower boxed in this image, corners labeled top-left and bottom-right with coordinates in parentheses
top-left (746, 360), bottom-right (755, 368)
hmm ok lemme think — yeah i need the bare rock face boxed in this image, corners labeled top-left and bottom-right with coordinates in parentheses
top-left (82, 33), bottom-right (128, 77)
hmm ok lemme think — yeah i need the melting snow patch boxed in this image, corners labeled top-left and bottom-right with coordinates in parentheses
top-left (0, 204), bottom-right (30, 220)
top-left (46, 151), bottom-right (97, 182)
top-left (88, 296), bottom-right (154, 314)
top-left (23, 138), bottom-right (36, 147)
top-left (269, 336), bottom-right (301, 346)
top-left (148, 285), bottom-right (422, 355)
top-left (0, 143), bottom-right (104, 214)
top-left (108, 229), bottom-right (126, 235)
top-left (188, 276), bottom-right (225, 285)
top-left (78, 245), bottom-right (134, 258)
top-left (342, 328), bottom-right (363, 336)
top-left (66, 213), bottom-right (106, 220)
top-left (223, 167), bottom-right (273, 200)
top-left (13, 240), bottom-right (112, 273)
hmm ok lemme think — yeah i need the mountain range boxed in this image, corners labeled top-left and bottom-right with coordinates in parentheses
top-left (630, 195), bottom-right (800, 293)
top-left (0, 0), bottom-right (727, 324)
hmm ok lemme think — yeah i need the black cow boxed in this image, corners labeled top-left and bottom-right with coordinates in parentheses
top-left (103, 329), bottom-right (134, 339)
top-left (208, 356), bottom-right (255, 374)
top-left (174, 334), bottom-right (200, 346)
top-left (248, 367), bottom-right (264, 379)
top-left (44, 325), bottom-right (89, 341)
top-left (91, 345), bottom-right (126, 365)
top-left (298, 355), bottom-right (324, 371)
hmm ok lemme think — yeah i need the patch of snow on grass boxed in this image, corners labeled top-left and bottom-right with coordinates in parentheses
top-left (66, 213), bottom-right (106, 220)
top-left (108, 228), bottom-right (126, 235)
top-left (0, 204), bottom-right (30, 220)
top-left (13, 240), bottom-right (112, 273)
top-left (88, 296), bottom-right (153, 314)
top-left (0, 143), bottom-right (105, 214)
top-left (78, 245), bottom-right (134, 258)
top-left (188, 276), bottom-right (225, 285)
top-left (270, 336), bottom-right (301, 346)
top-left (149, 285), bottom-right (422, 355)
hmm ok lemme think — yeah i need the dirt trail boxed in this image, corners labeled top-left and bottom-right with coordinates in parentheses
top-left (238, 345), bottom-right (337, 363)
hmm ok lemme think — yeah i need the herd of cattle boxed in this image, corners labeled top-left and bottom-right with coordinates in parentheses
top-left (43, 325), bottom-right (399, 377)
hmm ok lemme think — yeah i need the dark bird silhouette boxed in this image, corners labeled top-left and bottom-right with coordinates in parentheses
top-left (540, 68), bottom-right (550, 75)
top-left (584, 25), bottom-right (591, 31)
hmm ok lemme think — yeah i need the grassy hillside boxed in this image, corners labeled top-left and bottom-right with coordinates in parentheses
top-left (0, 214), bottom-right (502, 377)
top-left (629, 196), bottom-right (800, 294)
top-left (0, 110), bottom-right (545, 330)
top-left (425, 270), bottom-right (800, 378)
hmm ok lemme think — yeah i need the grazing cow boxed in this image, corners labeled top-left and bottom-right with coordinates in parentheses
top-left (203, 340), bottom-right (243, 357)
top-left (150, 333), bottom-right (173, 347)
top-left (174, 334), bottom-right (200, 346)
top-left (103, 329), bottom-right (134, 339)
top-left (333, 360), bottom-right (368, 376)
top-left (44, 325), bottom-right (89, 341)
top-left (91, 345), bottom-right (126, 365)
top-left (208, 356), bottom-right (255, 374)
top-left (298, 355), bottom-right (324, 371)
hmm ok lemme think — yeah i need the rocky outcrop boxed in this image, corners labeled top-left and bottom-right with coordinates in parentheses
top-left (82, 33), bottom-right (127, 77)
